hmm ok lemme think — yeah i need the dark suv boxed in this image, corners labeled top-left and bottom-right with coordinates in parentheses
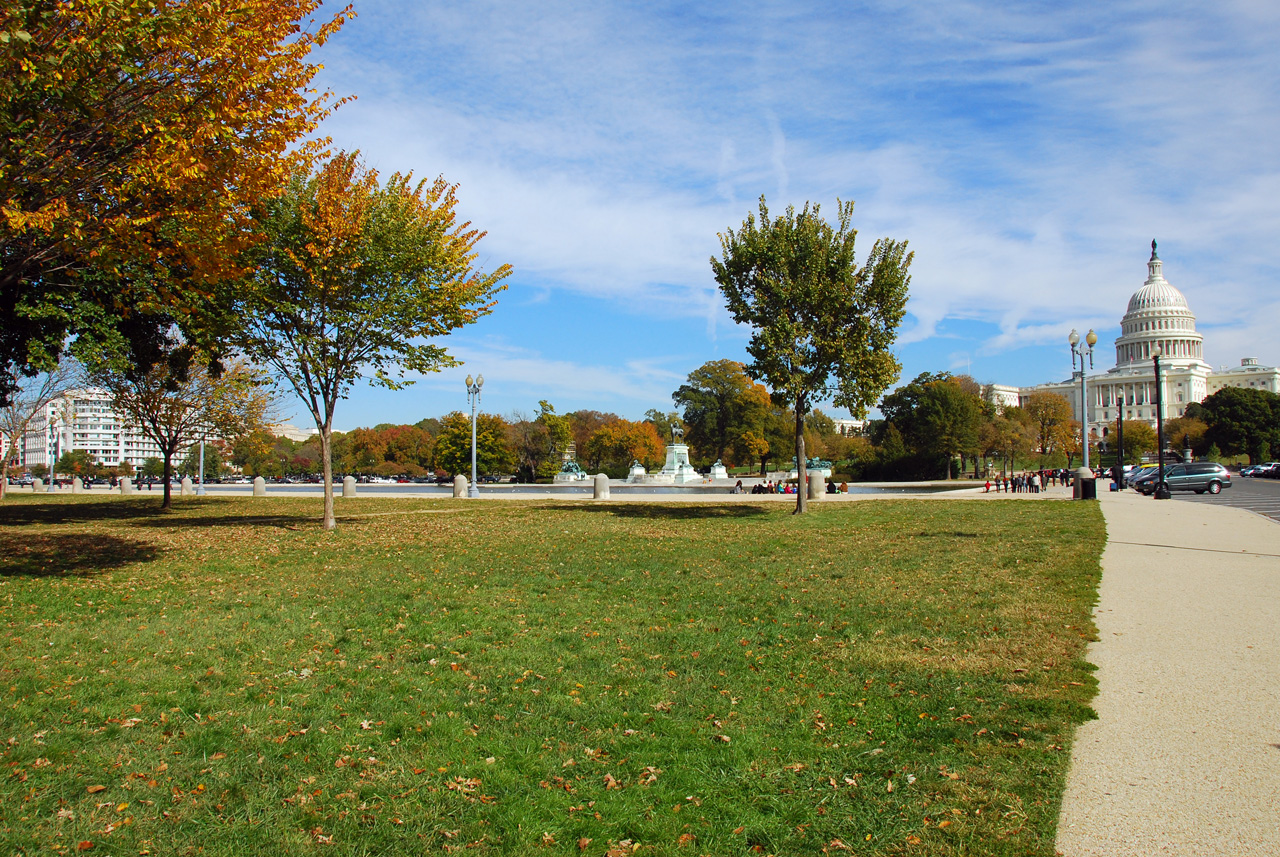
top-left (1137, 462), bottom-right (1231, 495)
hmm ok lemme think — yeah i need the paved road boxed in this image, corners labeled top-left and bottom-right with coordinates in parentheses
top-left (1175, 474), bottom-right (1280, 524)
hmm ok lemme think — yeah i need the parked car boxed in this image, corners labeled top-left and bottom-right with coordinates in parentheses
top-left (1240, 464), bottom-right (1265, 477)
top-left (1136, 462), bottom-right (1231, 495)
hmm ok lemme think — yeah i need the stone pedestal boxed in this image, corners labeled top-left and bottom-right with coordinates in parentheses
top-left (253, 476), bottom-right (267, 497)
top-left (655, 444), bottom-right (700, 484)
top-left (32, 478), bottom-right (43, 493)
top-left (342, 475), bottom-right (357, 498)
top-left (593, 473), bottom-right (610, 499)
top-left (709, 461), bottom-right (729, 480)
top-left (120, 478), bottom-right (133, 496)
top-left (71, 477), bottom-right (82, 494)
top-left (453, 475), bottom-right (467, 498)
top-left (180, 477), bottom-right (194, 496)
top-left (627, 462), bottom-right (647, 482)
top-left (807, 470), bottom-right (825, 500)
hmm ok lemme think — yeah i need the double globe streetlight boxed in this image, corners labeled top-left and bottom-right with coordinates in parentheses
top-left (1151, 343), bottom-right (1171, 499)
top-left (1068, 328), bottom-right (1098, 472)
top-left (465, 373), bottom-right (483, 498)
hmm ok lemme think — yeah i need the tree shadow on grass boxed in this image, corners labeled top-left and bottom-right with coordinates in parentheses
top-left (537, 503), bottom-right (771, 520)
top-left (0, 498), bottom-right (168, 527)
top-left (130, 513), bottom-right (326, 530)
top-left (0, 499), bottom-right (323, 532)
top-left (0, 533), bottom-right (161, 578)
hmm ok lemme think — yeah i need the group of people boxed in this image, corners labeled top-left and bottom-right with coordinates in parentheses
top-left (984, 469), bottom-right (1072, 493)
top-left (732, 479), bottom-right (850, 495)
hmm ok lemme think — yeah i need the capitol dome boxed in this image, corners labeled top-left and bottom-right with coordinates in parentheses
top-left (1112, 241), bottom-right (1204, 369)
top-left (1126, 279), bottom-right (1190, 314)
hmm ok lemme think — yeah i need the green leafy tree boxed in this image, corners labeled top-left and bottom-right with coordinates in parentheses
top-left (1199, 387), bottom-right (1280, 463)
top-left (917, 379), bottom-right (984, 478)
top-left (672, 360), bottom-right (768, 465)
top-left (712, 197), bottom-right (911, 512)
top-left (179, 442), bottom-right (225, 482)
top-left (434, 412), bottom-right (513, 478)
top-left (140, 457), bottom-right (165, 479)
top-left (54, 449), bottom-right (93, 478)
top-left (237, 151), bottom-right (511, 529)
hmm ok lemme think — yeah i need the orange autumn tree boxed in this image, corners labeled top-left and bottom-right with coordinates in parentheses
top-left (0, 0), bottom-right (352, 403)
top-left (239, 152), bottom-right (512, 530)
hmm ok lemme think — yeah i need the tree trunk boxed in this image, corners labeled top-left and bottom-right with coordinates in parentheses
top-left (161, 447), bottom-right (174, 511)
top-left (794, 405), bottom-right (807, 515)
top-left (321, 423), bottom-right (335, 531)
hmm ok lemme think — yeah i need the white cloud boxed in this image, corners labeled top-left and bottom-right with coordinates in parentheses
top-left (304, 0), bottom-right (1280, 425)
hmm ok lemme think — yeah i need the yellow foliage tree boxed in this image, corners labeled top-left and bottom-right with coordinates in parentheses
top-left (0, 0), bottom-right (352, 401)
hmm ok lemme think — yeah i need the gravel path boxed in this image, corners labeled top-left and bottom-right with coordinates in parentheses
top-left (1056, 488), bottom-right (1280, 855)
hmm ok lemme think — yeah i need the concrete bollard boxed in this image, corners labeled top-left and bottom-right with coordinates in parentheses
top-left (807, 470), bottom-right (824, 500)
top-left (342, 475), bottom-right (357, 498)
top-left (120, 477), bottom-right (133, 496)
top-left (253, 476), bottom-right (266, 497)
top-left (180, 477), bottom-right (194, 496)
top-left (71, 477), bottom-right (82, 494)
top-left (593, 473), bottom-right (610, 500)
top-left (32, 478), bottom-right (43, 493)
top-left (453, 474), bottom-right (467, 498)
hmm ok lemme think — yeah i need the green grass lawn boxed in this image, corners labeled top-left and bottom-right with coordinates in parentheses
top-left (0, 495), bottom-right (1103, 856)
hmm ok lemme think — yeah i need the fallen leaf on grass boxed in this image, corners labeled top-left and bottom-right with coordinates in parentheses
top-left (603, 773), bottom-right (620, 790)
top-left (677, 832), bottom-right (696, 847)
top-left (86, 785), bottom-right (106, 794)
top-left (578, 837), bottom-right (592, 851)
top-left (77, 842), bottom-right (93, 852)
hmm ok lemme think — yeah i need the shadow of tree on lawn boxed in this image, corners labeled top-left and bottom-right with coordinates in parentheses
top-left (537, 503), bottom-right (771, 520)
top-left (0, 533), bottom-right (161, 578)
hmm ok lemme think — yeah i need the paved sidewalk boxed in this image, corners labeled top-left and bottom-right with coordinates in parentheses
top-left (1056, 489), bottom-right (1280, 855)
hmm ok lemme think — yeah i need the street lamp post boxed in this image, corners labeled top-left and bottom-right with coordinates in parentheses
top-left (1069, 328), bottom-right (1098, 471)
top-left (196, 436), bottom-right (206, 496)
top-left (1116, 386), bottom-right (1125, 487)
top-left (465, 374), bottom-right (484, 498)
top-left (1151, 344), bottom-right (1170, 499)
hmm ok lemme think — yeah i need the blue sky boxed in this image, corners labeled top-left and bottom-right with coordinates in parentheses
top-left (294, 0), bottom-right (1280, 431)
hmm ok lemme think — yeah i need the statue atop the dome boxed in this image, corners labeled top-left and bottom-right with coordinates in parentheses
top-left (1151, 239), bottom-right (1158, 259)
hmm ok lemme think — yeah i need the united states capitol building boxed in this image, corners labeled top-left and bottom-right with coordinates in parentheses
top-left (986, 243), bottom-right (1280, 444)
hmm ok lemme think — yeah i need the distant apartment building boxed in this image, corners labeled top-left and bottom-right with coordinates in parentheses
top-left (18, 388), bottom-right (166, 470)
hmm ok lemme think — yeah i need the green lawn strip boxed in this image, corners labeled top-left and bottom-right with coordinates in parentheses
top-left (0, 495), bottom-right (1103, 856)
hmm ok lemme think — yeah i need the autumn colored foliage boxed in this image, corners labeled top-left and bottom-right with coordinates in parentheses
top-left (0, 0), bottom-right (352, 400)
